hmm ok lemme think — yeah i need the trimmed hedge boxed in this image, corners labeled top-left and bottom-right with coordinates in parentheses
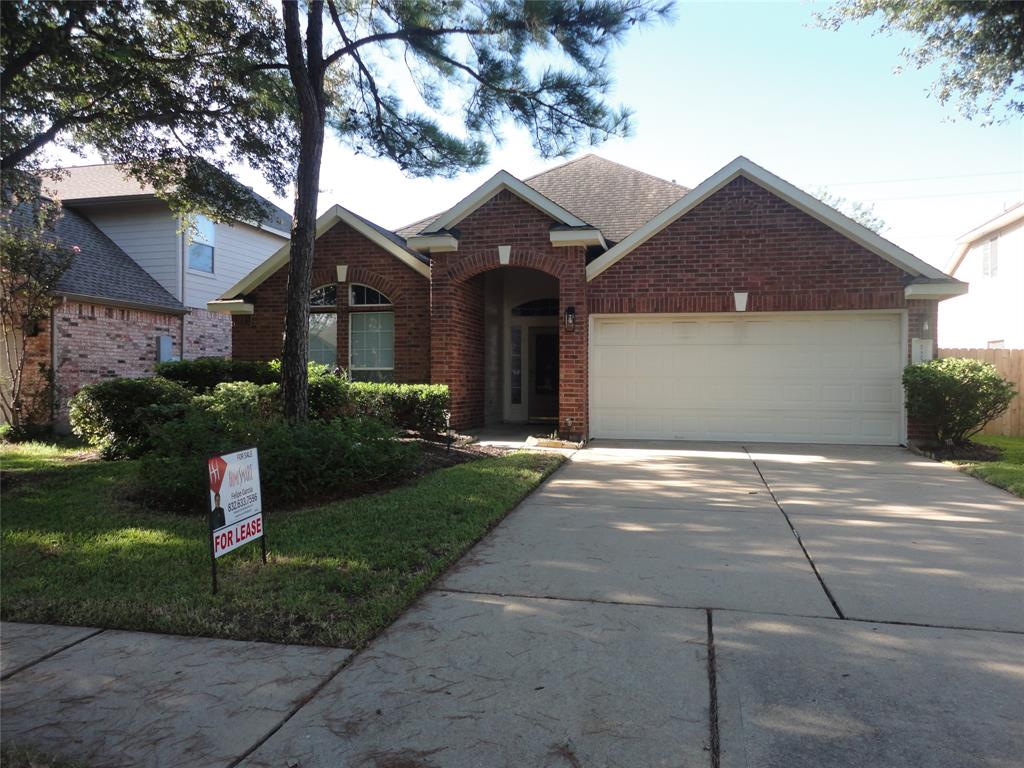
top-left (903, 358), bottom-right (1016, 446)
top-left (348, 382), bottom-right (450, 436)
top-left (68, 377), bottom-right (193, 459)
top-left (140, 406), bottom-right (416, 510)
top-left (154, 357), bottom-right (279, 392)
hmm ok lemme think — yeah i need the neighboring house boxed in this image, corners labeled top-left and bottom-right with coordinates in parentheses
top-left (43, 164), bottom-right (290, 358)
top-left (1, 165), bottom-right (290, 427)
top-left (940, 202), bottom-right (1023, 350)
top-left (212, 154), bottom-right (966, 445)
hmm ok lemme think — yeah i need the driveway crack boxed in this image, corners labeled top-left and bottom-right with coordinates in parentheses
top-left (705, 609), bottom-right (720, 768)
top-left (743, 448), bottom-right (846, 620)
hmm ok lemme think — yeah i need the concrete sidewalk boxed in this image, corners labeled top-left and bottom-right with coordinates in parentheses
top-left (0, 622), bottom-right (351, 768)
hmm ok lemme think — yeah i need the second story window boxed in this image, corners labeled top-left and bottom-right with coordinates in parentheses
top-left (188, 215), bottom-right (216, 273)
top-left (981, 237), bottom-right (998, 278)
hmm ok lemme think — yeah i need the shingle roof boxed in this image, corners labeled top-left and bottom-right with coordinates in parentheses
top-left (5, 201), bottom-right (186, 313)
top-left (42, 164), bottom-right (293, 234)
top-left (395, 154), bottom-right (689, 243)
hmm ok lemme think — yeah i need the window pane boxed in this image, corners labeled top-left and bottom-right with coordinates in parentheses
top-left (310, 284), bottom-right (337, 307)
top-left (349, 311), bottom-right (394, 371)
top-left (350, 284), bottom-right (392, 306)
top-left (191, 215), bottom-right (215, 246)
top-left (308, 313), bottom-right (337, 366)
top-left (188, 243), bottom-right (214, 273)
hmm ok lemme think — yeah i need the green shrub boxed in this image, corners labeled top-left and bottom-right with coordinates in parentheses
top-left (154, 357), bottom-right (278, 392)
top-left (308, 366), bottom-right (350, 422)
top-left (903, 358), bottom-right (1017, 446)
top-left (140, 409), bottom-right (415, 510)
top-left (68, 377), bottom-right (193, 459)
top-left (348, 382), bottom-right (450, 435)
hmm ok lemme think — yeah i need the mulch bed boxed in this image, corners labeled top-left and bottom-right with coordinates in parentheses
top-left (924, 442), bottom-right (1003, 462)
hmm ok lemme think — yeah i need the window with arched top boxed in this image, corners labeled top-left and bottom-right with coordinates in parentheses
top-left (310, 284), bottom-right (337, 307)
top-left (348, 284), bottom-right (394, 381)
top-left (349, 284), bottom-right (392, 307)
top-left (308, 284), bottom-right (337, 366)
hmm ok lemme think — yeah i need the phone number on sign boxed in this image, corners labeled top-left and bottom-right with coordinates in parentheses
top-left (227, 493), bottom-right (258, 513)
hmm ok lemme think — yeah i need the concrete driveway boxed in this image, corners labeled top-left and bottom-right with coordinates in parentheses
top-left (238, 442), bottom-right (1023, 767)
top-left (4, 443), bottom-right (1021, 767)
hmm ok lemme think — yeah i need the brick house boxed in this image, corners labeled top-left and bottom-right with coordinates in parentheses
top-left (1, 165), bottom-right (289, 427)
top-left (213, 155), bottom-right (967, 445)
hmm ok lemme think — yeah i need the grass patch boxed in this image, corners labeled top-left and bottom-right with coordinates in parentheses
top-left (0, 440), bottom-right (94, 473)
top-left (0, 743), bottom-right (85, 768)
top-left (957, 435), bottom-right (1024, 498)
top-left (1, 443), bottom-right (563, 648)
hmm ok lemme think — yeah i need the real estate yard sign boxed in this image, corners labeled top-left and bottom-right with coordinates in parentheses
top-left (207, 448), bottom-right (266, 593)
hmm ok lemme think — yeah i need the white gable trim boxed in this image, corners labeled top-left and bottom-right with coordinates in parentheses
top-left (947, 203), bottom-right (1024, 274)
top-left (422, 170), bottom-right (588, 234)
top-left (207, 299), bottom-right (254, 315)
top-left (586, 156), bottom-right (949, 282)
top-left (904, 282), bottom-right (968, 300)
top-left (550, 228), bottom-right (607, 248)
top-left (217, 204), bottom-right (429, 300)
top-left (407, 233), bottom-right (459, 252)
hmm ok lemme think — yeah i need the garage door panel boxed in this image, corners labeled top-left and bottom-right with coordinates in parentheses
top-left (591, 313), bottom-right (902, 445)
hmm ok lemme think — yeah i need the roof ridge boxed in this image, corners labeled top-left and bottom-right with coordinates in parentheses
top-left (522, 153), bottom-right (598, 183)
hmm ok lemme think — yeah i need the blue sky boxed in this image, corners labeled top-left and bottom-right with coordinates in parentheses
top-left (65, 1), bottom-right (1024, 270)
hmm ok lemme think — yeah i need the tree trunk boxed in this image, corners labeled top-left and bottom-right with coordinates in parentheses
top-left (280, 117), bottom-right (324, 422)
top-left (280, 0), bottom-right (326, 423)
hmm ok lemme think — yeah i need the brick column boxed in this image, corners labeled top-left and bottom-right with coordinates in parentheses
top-left (558, 246), bottom-right (588, 440)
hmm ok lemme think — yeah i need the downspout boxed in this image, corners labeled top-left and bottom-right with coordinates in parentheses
top-left (178, 217), bottom-right (186, 359)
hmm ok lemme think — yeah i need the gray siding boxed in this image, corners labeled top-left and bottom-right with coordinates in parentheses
top-left (80, 202), bottom-right (182, 300)
top-left (184, 221), bottom-right (287, 309)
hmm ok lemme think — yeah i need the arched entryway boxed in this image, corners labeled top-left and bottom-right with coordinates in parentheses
top-left (431, 249), bottom-right (588, 439)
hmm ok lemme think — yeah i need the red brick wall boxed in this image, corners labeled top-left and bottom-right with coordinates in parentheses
top-left (232, 221), bottom-right (431, 382)
top-left (429, 190), bottom-right (588, 436)
top-left (184, 308), bottom-right (232, 359)
top-left (51, 300), bottom-right (183, 423)
top-left (589, 176), bottom-right (908, 314)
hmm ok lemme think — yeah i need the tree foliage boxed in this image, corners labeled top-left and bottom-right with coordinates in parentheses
top-left (815, 188), bottom-right (888, 233)
top-left (903, 358), bottom-right (1017, 446)
top-left (1, 0), bottom-right (296, 223)
top-left (277, 0), bottom-right (673, 421)
top-left (817, 1), bottom-right (1024, 121)
top-left (0, 185), bottom-right (74, 430)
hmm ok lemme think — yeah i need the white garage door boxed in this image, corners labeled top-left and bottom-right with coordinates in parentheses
top-left (590, 313), bottom-right (904, 444)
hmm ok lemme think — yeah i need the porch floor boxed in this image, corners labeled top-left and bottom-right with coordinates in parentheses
top-left (466, 423), bottom-right (555, 449)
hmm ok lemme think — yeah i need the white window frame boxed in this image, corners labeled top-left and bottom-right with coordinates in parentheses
top-left (187, 214), bottom-right (216, 274)
top-left (348, 310), bottom-right (395, 375)
top-left (981, 237), bottom-right (998, 278)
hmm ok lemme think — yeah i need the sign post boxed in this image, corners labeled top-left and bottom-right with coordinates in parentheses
top-left (207, 447), bottom-right (265, 594)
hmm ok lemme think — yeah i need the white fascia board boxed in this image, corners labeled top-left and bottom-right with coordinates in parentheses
top-left (550, 229), bottom-right (607, 249)
top-left (904, 282), bottom-right (968, 300)
top-left (586, 156), bottom-right (949, 282)
top-left (207, 299), bottom-right (254, 315)
top-left (423, 170), bottom-right (588, 233)
top-left (406, 233), bottom-right (459, 252)
top-left (956, 204), bottom-right (1024, 245)
top-left (216, 205), bottom-right (429, 301)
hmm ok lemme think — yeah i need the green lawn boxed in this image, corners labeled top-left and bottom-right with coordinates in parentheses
top-left (959, 435), bottom-right (1024, 498)
top-left (1, 444), bottom-right (563, 648)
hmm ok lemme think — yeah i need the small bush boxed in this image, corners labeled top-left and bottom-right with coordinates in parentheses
top-left (308, 366), bottom-right (350, 422)
top-left (903, 358), bottom-right (1017, 446)
top-left (140, 408), bottom-right (415, 510)
top-left (348, 382), bottom-right (450, 436)
top-left (154, 357), bottom-right (278, 392)
top-left (68, 377), bottom-right (193, 459)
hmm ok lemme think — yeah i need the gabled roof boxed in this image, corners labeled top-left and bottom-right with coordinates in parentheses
top-left (587, 156), bottom-right (952, 283)
top-left (42, 164), bottom-right (293, 235)
top-left (396, 154), bottom-right (689, 243)
top-left (524, 155), bottom-right (689, 243)
top-left (4, 201), bottom-right (186, 313)
top-left (947, 201), bottom-right (1024, 274)
top-left (213, 204), bottom-right (429, 306)
top-left (420, 170), bottom-right (589, 234)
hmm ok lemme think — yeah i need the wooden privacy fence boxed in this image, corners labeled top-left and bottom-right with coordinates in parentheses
top-left (939, 348), bottom-right (1024, 437)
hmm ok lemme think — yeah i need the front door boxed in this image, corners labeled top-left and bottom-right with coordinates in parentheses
top-left (528, 328), bottom-right (559, 421)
